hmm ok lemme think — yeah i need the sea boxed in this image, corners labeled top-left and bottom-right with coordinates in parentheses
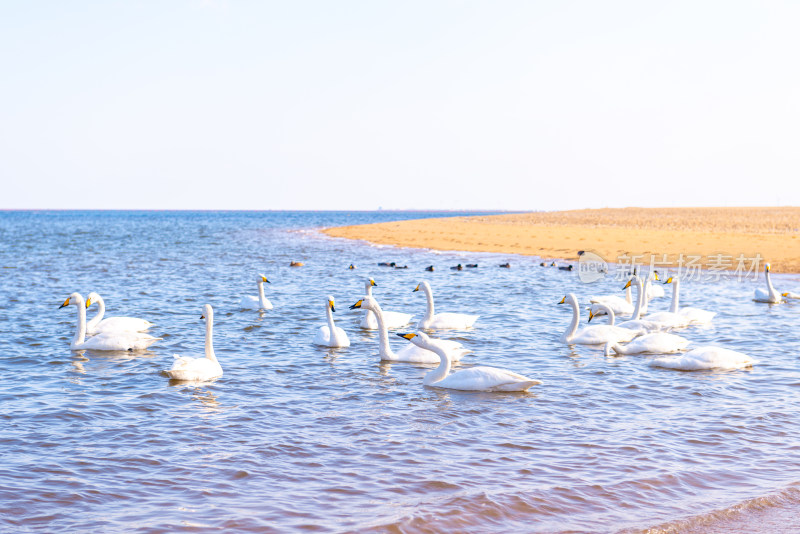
top-left (1, 210), bottom-right (799, 533)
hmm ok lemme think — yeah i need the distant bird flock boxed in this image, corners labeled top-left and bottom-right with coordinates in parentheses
top-left (60, 260), bottom-right (796, 389)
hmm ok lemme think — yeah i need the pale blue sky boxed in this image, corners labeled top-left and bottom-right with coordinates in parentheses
top-left (2, 1), bottom-right (798, 210)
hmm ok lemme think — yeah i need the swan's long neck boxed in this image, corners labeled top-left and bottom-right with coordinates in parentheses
top-left (604, 305), bottom-right (615, 325)
top-left (86, 296), bottom-right (105, 330)
top-left (422, 284), bottom-right (435, 321)
top-left (364, 283), bottom-right (375, 323)
top-left (669, 278), bottom-right (680, 314)
top-left (562, 297), bottom-right (580, 343)
top-left (422, 340), bottom-right (451, 385)
top-left (631, 277), bottom-right (644, 320)
top-left (257, 280), bottom-right (268, 308)
top-left (370, 302), bottom-right (395, 359)
top-left (765, 269), bottom-right (779, 300)
top-left (608, 342), bottom-right (625, 355)
top-left (325, 304), bottom-right (341, 344)
top-left (71, 297), bottom-right (87, 349)
top-left (624, 284), bottom-right (632, 305)
top-left (641, 279), bottom-right (650, 314)
top-left (205, 312), bottom-right (217, 362)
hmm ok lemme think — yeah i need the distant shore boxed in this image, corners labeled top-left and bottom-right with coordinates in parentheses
top-left (323, 207), bottom-right (800, 273)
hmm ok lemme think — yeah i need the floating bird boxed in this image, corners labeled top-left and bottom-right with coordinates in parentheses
top-left (397, 332), bottom-right (540, 392)
top-left (348, 264), bottom-right (356, 270)
top-left (451, 264), bottom-right (463, 271)
top-left (85, 292), bottom-right (153, 334)
top-left (413, 281), bottom-right (479, 329)
top-left (290, 261), bottom-right (304, 267)
top-left (378, 262), bottom-right (396, 267)
top-left (313, 296), bottom-right (350, 347)
top-left (754, 263), bottom-right (782, 303)
top-left (60, 293), bottom-right (160, 351)
top-left (558, 265), bottom-right (574, 271)
top-left (466, 264), bottom-right (478, 268)
top-left (650, 346), bottom-right (756, 371)
top-left (425, 265), bottom-right (435, 272)
top-left (558, 294), bottom-right (640, 345)
top-left (662, 276), bottom-right (715, 325)
top-left (163, 304), bottom-right (223, 381)
top-left (359, 278), bottom-right (412, 329)
top-left (602, 332), bottom-right (690, 356)
top-left (499, 263), bottom-right (510, 268)
top-left (239, 274), bottom-right (273, 310)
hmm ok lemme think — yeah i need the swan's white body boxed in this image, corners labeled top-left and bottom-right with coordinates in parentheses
top-left (413, 281), bottom-right (479, 330)
top-left (85, 292), bottom-right (153, 334)
top-left (559, 293), bottom-right (640, 345)
top-left (164, 304), bottom-right (223, 381)
top-left (603, 333), bottom-right (690, 356)
top-left (351, 297), bottom-right (468, 363)
top-left (645, 272), bottom-right (665, 300)
top-left (359, 279), bottom-right (412, 329)
top-left (314, 296), bottom-right (350, 347)
top-left (662, 277), bottom-right (715, 325)
top-left (61, 293), bottom-right (160, 351)
top-left (240, 274), bottom-right (273, 310)
top-left (754, 264), bottom-right (782, 303)
top-left (651, 346), bottom-right (756, 371)
top-left (401, 332), bottom-right (540, 392)
top-left (589, 284), bottom-right (634, 316)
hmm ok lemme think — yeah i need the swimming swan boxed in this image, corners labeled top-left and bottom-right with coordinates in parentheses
top-left (603, 332), bottom-right (690, 356)
top-left (163, 304), bottom-right (223, 381)
top-left (588, 299), bottom-right (669, 334)
top-left (413, 281), bottom-right (479, 329)
top-left (754, 263), bottom-right (782, 303)
top-left (398, 331), bottom-right (540, 392)
top-left (650, 346), bottom-right (756, 371)
top-left (350, 297), bottom-right (469, 362)
top-left (633, 277), bottom-right (692, 329)
top-left (559, 293), bottom-right (641, 345)
top-left (359, 278), bottom-right (412, 329)
top-left (314, 296), bottom-right (350, 347)
top-left (589, 283), bottom-right (635, 316)
top-left (240, 274), bottom-right (273, 310)
top-left (662, 276), bottom-right (715, 325)
top-left (60, 293), bottom-right (160, 351)
top-left (85, 292), bottom-right (153, 334)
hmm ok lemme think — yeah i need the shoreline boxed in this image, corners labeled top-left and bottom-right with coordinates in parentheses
top-left (322, 207), bottom-right (800, 274)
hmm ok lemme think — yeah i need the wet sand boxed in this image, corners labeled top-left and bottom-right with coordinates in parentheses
top-left (324, 207), bottom-right (800, 273)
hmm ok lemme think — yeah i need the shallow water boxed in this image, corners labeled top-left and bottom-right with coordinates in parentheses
top-left (1, 210), bottom-right (799, 533)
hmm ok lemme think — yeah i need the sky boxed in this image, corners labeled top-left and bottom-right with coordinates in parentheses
top-left (1, 1), bottom-right (799, 210)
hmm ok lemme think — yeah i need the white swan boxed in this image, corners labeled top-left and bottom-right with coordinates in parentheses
top-left (60, 293), bottom-right (160, 351)
top-left (164, 304), bottom-right (223, 381)
top-left (635, 277), bottom-right (692, 329)
top-left (314, 296), bottom-right (350, 347)
top-left (603, 332), bottom-right (690, 356)
top-left (350, 297), bottom-right (469, 362)
top-left (589, 282), bottom-right (635, 316)
top-left (359, 278), bottom-right (413, 329)
top-left (85, 292), bottom-right (154, 334)
top-left (413, 281), bottom-right (479, 329)
top-left (559, 293), bottom-right (641, 345)
top-left (651, 346), bottom-right (756, 371)
top-left (662, 276), bottom-right (716, 325)
top-left (754, 263), bottom-right (782, 303)
top-left (398, 331), bottom-right (541, 392)
top-left (645, 271), bottom-right (665, 300)
top-left (240, 274), bottom-right (273, 310)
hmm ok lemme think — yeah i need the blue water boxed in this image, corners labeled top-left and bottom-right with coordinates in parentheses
top-left (1, 210), bottom-right (799, 533)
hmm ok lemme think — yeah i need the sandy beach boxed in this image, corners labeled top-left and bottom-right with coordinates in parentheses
top-left (324, 207), bottom-right (800, 273)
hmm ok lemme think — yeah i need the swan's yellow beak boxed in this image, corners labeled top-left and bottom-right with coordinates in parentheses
top-left (397, 332), bottom-right (417, 340)
top-left (663, 276), bottom-right (673, 284)
top-left (623, 280), bottom-right (632, 290)
top-left (370, 279), bottom-right (377, 287)
top-left (782, 292), bottom-right (789, 297)
top-left (201, 314), bottom-right (205, 319)
top-left (654, 271), bottom-right (660, 281)
top-left (349, 300), bottom-right (363, 310)
top-left (85, 297), bottom-right (92, 308)
top-left (261, 275), bottom-right (269, 283)
top-left (558, 296), bottom-right (566, 304)
top-left (59, 297), bottom-right (70, 309)
top-left (588, 311), bottom-right (595, 322)
top-left (413, 284), bottom-right (420, 292)
top-left (329, 300), bottom-right (335, 312)
top-left (766, 263), bottom-right (771, 272)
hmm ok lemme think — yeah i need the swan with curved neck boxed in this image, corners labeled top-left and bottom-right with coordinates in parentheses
top-left (413, 281), bottom-right (479, 330)
top-left (662, 276), bottom-right (715, 324)
top-left (60, 293), bottom-right (160, 351)
top-left (359, 278), bottom-right (413, 329)
top-left (85, 292), bottom-right (154, 334)
top-left (351, 297), bottom-right (468, 362)
top-left (240, 274), bottom-right (273, 310)
top-left (397, 331), bottom-right (540, 392)
top-left (602, 331), bottom-right (690, 356)
top-left (164, 304), bottom-right (222, 381)
top-left (754, 263), bottom-right (782, 303)
top-left (314, 296), bottom-right (350, 347)
top-left (633, 276), bottom-right (691, 329)
top-left (589, 282), bottom-right (635, 317)
top-left (558, 293), bottom-right (640, 344)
